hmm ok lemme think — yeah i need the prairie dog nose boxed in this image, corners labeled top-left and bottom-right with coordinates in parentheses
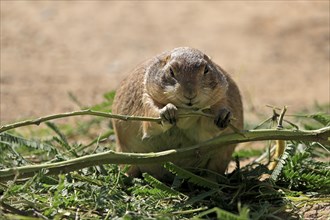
top-left (184, 93), bottom-right (197, 101)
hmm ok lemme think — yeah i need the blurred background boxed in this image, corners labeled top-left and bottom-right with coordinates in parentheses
top-left (1, 1), bottom-right (329, 124)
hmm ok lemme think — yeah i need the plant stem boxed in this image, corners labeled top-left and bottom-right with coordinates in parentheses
top-left (0, 110), bottom-right (161, 133)
top-left (1, 126), bottom-right (329, 182)
top-left (0, 109), bottom-right (215, 133)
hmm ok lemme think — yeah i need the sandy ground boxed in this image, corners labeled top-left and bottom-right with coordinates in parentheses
top-left (1, 1), bottom-right (329, 124)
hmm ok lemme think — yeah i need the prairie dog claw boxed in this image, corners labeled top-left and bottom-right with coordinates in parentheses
top-left (160, 103), bottom-right (178, 125)
top-left (214, 108), bottom-right (231, 129)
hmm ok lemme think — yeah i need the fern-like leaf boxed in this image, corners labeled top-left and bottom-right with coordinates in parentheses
top-left (270, 144), bottom-right (296, 182)
top-left (186, 189), bottom-right (218, 205)
top-left (277, 150), bottom-right (330, 193)
top-left (193, 207), bottom-right (249, 220)
top-left (0, 132), bottom-right (54, 152)
top-left (164, 162), bottom-right (219, 189)
top-left (309, 113), bottom-right (330, 126)
top-left (46, 122), bottom-right (69, 147)
top-left (142, 173), bottom-right (181, 197)
top-left (46, 122), bottom-right (78, 157)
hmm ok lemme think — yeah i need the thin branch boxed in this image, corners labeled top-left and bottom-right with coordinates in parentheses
top-left (0, 109), bottom-right (249, 138)
top-left (1, 126), bottom-right (329, 182)
top-left (254, 145), bottom-right (276, 163)
top-left (253, 116), bottom-right (273, 130)
top-left (0, 109), bottom-right (161, 133)
top-left (268, 106), bottom-right (288, 170)
top-left (0, 109), bottom-right (218, 133)
top-left (277, 106), bottom-right (287, 129)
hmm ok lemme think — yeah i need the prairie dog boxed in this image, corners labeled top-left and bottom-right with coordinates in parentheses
top-left (112, 47), bottom-right (243, 181)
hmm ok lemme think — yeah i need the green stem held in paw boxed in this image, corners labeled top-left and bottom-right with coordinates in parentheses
top-left (0, 126), bottom-right (329, 182)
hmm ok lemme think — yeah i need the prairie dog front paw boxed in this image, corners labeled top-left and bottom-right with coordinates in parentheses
top-left (214, 108), bottom-right (231, 129)
top-left (160, 103), bottom-right (178, 125)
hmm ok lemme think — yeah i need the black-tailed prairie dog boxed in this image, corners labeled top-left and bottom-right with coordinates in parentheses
top-left (112, 47), bottom-right (243, 181)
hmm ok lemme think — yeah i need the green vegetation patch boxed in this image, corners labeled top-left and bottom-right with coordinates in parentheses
top-left (0, 93), bottom-right (329, 219)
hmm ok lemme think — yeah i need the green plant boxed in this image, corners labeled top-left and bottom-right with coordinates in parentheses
top-left (0, 93), bottom-right (329, 219)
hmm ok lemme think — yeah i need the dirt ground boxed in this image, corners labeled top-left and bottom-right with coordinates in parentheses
top-left (1, 1), bottom-right (329, 124)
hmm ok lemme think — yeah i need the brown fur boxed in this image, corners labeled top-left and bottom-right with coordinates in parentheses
top-left (112, 47), bottom-right (243, 181)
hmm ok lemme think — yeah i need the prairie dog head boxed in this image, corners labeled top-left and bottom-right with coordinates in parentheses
top-left (145, 47), bottom-right (228, 109)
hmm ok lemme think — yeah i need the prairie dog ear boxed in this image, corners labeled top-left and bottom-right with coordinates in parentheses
top-left (204, 54), bottom-right (212, 61)
top-left (162, 55), bottom-right (171, 67)
top-left (164, 55), bottom-right (171, 63)
top-left (156, 53), bottom-right (171, 67)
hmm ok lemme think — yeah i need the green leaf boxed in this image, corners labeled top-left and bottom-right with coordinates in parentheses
top-left (0, 132), bottom-right (54, 152)
top-left (164, 162), bottom-right (219, 189)
top-left (186, 189), bottom-right (218, 205)
top-left (309, 113), bottom-right (330, 126)
top-left (103, 91), bottom-right (116, 102)
top-left (270, 144), bottom-right (296, 182)
top-left (142, 173), bottom-right (181, 197)
top-left (193, 207), bottom-right (249, 220)
top-left (46, 122), bottom-right (78, 157)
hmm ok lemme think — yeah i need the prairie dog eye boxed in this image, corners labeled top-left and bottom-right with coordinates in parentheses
top-left (169, 68), bottom-right (175, 78)
top-left (204, 65), bottom-right (209, 74)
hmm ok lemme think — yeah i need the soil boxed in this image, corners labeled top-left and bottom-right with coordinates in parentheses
top-left (1, 1), bottom-right (329, 218)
